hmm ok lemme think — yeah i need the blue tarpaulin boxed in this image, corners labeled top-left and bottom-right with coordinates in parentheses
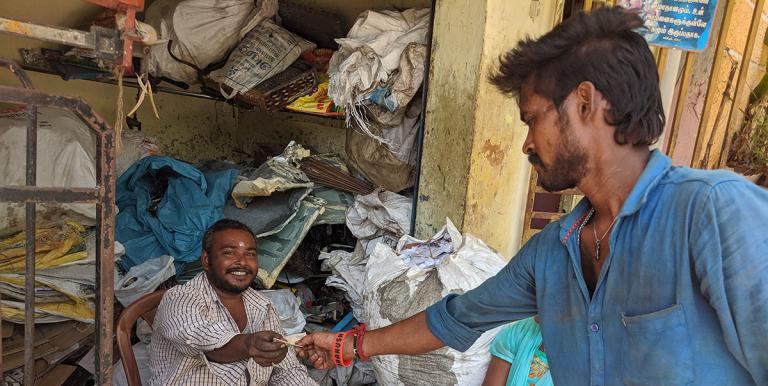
top-left (115, 156), bottom-right (237, 272)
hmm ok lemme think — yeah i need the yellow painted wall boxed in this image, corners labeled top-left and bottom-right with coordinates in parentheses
top-left (416, 0), bottom-right (557, 258)
top-left (0, 1), bottom-right (263, 162)
top-left (462, 0), bottom-right (558, 258)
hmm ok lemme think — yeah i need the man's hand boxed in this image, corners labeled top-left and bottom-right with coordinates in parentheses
top-left (296, 332), bottom-right (344, 369)
top-left (246, 331), bottom-right (289, 367)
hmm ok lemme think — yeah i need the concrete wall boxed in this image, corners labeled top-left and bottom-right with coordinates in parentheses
top-left (414, 0), bottom-right (486, 241)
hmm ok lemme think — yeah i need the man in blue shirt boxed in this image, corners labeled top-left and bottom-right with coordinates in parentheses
top-left (298, 7), bottom-right (768, 385)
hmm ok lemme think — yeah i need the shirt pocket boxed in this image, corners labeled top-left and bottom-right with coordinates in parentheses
top-left (620, 304), bottom-right (694, 386)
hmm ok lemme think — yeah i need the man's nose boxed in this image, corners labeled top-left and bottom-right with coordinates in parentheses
top-left (522, 130), bottom-right (534, 155)
top-left (235, 251), bottom-right (249, 264)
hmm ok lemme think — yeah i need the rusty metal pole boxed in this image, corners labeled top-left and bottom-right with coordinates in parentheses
top-left (0, 59), bottom-right (116, 385)
top-left (86, 107), bottom-right (117, 386)
top-left (23, 102), bottom-right (37, 385)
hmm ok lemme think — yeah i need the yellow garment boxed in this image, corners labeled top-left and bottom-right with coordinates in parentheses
top-left (0, 222), bottom-right (94, 323)
top-left (0, 222), bottom-right (86, 271)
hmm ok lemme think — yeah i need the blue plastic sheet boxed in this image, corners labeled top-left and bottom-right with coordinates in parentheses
top-left (115, 156), bottom-right (237, 272)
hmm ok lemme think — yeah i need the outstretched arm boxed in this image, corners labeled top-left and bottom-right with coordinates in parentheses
top-left (297, 312), bottom-right (443, 368)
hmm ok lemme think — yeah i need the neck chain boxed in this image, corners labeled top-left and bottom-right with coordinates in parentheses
top-left (578, 207), bottom-right (620, 261)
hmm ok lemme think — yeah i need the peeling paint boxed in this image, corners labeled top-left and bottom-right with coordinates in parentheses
top-left (481, 139), bottom-right (506, 168)
top-left (3, 20), bottom-right (32, 35)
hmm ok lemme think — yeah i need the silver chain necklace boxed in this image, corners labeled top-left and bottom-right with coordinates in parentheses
top-left (578, 207), bottom-right (619, 261)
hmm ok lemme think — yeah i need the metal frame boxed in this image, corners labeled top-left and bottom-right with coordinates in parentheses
top-left (0, 59), bottom-right (116, 386)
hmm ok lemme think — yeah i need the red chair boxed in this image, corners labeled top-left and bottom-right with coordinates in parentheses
top-left (115, 289), bottom-right (167, 386)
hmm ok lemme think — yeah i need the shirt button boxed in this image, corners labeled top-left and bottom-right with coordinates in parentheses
top-left (590, 323), bottom-right (600, 332)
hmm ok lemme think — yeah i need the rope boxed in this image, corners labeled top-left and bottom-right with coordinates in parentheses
top-left (114, 67), bottom-right (124, 152)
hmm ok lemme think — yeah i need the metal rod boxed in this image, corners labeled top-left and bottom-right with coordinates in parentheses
top-left (0, 186), bottom-right (100, 203)
top-left (409, 0), bottom-right (437, 237)
top-left (23, 90), bottom-right (38, 386)
top-left (94, 130), bottom-right (117, 386)
top-left (1, 17), bottom-right (92, 51)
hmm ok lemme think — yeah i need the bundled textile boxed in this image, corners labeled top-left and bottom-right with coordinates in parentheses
top-left (0, 222), bottom-right (98, 323)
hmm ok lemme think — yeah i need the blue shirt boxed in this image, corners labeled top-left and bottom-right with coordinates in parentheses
top-left (426, 150), bottom-right (768, 386)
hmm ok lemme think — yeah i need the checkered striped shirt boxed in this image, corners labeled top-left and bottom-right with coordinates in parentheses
top-left (149, 273), bottom-right (316, 386)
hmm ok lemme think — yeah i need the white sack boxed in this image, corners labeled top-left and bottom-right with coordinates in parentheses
top-left (210, 20), bottom-right (315, 97)
top-left (143, 0), bottom-right (278, 83)
top-left (345, 189), bottom-right (411, 240)
top-left (363, 219), bottom-right (506, 386)
top-left (0, 107), bottom-right (97, 234)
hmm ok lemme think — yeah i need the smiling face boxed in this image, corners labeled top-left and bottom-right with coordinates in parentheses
top-left (519, 81), bottom-right (589, 192)
top-left (202, 228), bottom-right (258, 295)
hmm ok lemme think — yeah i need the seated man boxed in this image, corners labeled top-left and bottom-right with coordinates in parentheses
top-left (150, 219), bottom-right (316, 385)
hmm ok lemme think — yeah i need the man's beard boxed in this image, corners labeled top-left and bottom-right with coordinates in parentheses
top-left (528, 114), bottom-right (588, 192)
top-left (206, 270), bottom-right (251, 294)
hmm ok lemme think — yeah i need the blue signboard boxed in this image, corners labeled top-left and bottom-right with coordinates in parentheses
top-left (617, 0), bottom-right (718, 52)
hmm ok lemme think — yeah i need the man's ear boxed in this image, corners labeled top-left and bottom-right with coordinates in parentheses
top-left (574, 81), bottom-right (600, 121)
top-left (201, 250), bottom-right (210, 271)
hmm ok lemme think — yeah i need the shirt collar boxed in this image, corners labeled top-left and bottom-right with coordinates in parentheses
top-left (559, 149), bottom-right (671, 244)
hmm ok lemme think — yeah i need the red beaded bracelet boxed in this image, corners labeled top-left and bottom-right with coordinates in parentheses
top-left (352, 324), bottom-right (369, 361)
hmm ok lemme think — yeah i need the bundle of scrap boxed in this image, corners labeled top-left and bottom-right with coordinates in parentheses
top-left (300, 157), bottom-right (376, 196)
top-left (0, 222), bottom-right (95, 323)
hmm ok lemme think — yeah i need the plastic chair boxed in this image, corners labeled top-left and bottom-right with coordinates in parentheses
top-left (116, 289), bottom-right (167, 386)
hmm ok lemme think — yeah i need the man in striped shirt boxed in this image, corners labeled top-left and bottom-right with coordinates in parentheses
top-left (150, 219), bottom-right (316, 385)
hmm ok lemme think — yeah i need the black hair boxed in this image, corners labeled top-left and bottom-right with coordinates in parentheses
top-left (490, 6), bottom-right (665, 146)
top-left (202, 219), bottom-right (256, 255)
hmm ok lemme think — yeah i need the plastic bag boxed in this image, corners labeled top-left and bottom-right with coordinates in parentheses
top-left (363, 219), bottom-right (506, 386)
top-left (260, 289), bottom-right (306, 334)
top-left (0, 107), bottom-right (97, 234)
top-left (211, 20), bottom-right (316, 97)
top-left (114, 255), bottom-right (175, 307)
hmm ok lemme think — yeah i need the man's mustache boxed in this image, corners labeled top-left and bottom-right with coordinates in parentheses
top-left (226, 266), bottom-right (253, 274)
top-left (528, 153), bottom-right (543, 166)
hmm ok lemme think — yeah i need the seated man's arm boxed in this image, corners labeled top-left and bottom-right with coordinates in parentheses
top-left (154, 289), bottom-right (286, 365)
top-left (262, 307), bottom-right (316, 385)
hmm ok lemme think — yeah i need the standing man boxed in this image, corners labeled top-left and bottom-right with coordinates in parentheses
top-left (151, 219), bottom-right (316, 385)
top-left (298, 7), bottom-right (768, 385)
